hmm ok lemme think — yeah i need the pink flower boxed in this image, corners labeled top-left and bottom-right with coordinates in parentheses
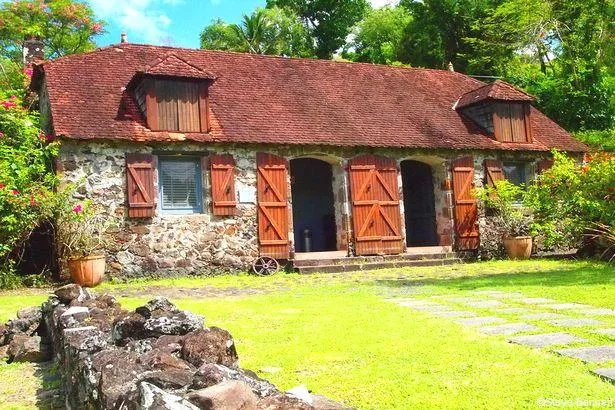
top-left (1, 100), bottom-right (16, 110)
top-left (92, 23), bottom-right (103, 34)
top-left (73, 204), bottom-right (83, 213)
top-left (38, 132), bottom-right (46, 141)
top-left (30, 196), bottom-right (37, 206)
top-left (45, 133), bottom-right (54, 143)
top-left (12, 189), bottom-right (19, 195)
top-left (0, 132), bottom-right (4, 138)
top-left (0, 183), bottom-right (4, 189)
top-left (23, 67), bottom-right (33, 78)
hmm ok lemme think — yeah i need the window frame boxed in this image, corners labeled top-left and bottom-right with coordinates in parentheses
top-left (157, 155), bottom-right (204, 215)
top-left (502, 161), bottom-right (528, 187)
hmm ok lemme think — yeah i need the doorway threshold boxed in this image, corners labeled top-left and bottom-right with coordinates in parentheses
top-left (405, 246), bottom-right (453, 255)
top-left (294, 250), bottom-right (347, 261)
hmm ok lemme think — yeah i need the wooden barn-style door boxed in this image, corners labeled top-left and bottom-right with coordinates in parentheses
top-left (256, 153), bottom-right (290, 259)
top-left (451, 156), bottom-right (480, 250)
top-left (348, 155), bottom-right (404, 256)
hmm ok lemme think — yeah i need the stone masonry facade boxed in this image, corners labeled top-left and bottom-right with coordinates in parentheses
top-left (56, 139), bottom-right (553, 278)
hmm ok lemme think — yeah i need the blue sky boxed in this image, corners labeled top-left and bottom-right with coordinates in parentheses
top-left (89, 0), bottom-right (391, 49)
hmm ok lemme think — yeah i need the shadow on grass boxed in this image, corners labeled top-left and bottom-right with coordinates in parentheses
top-left (34, 361), bottom-right (63, 409)
top-left (373, 263), bottom-right (615, 292)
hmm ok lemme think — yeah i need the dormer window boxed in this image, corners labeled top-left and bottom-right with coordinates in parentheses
top-left (456, 80), bottom-right (534, 144)
top-left (131, 54), bottom-right (215, 133)
top-left (147, 79), bottom-right (208, 133)
top-left (492, 102), bottom-right (531, 143)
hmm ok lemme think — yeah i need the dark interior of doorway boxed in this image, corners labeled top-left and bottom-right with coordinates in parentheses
top-left (290, 158), bottom-right (337, 252)
top-left (401, 160), bottom-right (439, 247)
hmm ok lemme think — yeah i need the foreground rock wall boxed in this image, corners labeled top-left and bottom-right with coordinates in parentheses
top-left (2, 284), bottom-right (347, 409)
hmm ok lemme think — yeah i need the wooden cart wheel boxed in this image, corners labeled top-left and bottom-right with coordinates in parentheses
top-left (252, 256), bottom-right (280, 276)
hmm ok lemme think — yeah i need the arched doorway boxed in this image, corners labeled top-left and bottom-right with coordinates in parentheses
top-left (401, 160), bottom-right (438, 247)
top-left (290, 158), bottom-right (337, 253)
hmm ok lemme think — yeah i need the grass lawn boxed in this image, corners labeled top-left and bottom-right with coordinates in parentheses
top-left (0, 259), bottom-right (614, 409)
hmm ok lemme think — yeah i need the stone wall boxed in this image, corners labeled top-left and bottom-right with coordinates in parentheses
top-left (57, 139), bottom-right (552, 277)
top-left (2, 284), bottom-right (346, 409)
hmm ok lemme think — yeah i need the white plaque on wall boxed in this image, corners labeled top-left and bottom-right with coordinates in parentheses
top-left (238, 187), bottom-right (256, 204)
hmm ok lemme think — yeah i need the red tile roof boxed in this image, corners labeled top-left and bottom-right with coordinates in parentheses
top-left (456, 80), bottom-right (535, 109)
top-left (136, 53), bottom-right (215, 80)
top-left (33, 43), bottom-right (586, 152)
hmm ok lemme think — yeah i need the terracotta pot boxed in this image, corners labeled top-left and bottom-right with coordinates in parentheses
top-left (67, 254), bottom-right (105, 287)
top-left (503, 236), bottom-right (533, 260)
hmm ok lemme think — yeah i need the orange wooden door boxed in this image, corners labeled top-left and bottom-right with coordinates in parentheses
top-left (451, 156), bottom-right (480, 250)
top-left (256, 153), bottom-right (290, 259)
top-left (349, 155), bottom-right (404, 256)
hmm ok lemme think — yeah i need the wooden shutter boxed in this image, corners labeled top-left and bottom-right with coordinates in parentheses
top-left (452, 156), bottom-right (479, 250)
top-left (257, 153), bottom-right (290, 259)
top-left (537, 159), bottom-right (553, 174)
top-left (484, 159), bottom-right (504, 189)
top-left (493, 102), bottom-right (530, 143)
top-left (177, 81), bottom-right (201, 132)
top-left (349, 155), bottom-right (404, 256)
top-left (126, 153), bottom-right (155, 218)
top-left (210, 154), bottom-right (237, 216)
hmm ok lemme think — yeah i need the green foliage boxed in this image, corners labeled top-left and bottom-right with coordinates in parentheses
top-left (525, 151), bottom-right (615, 249)
top-left (266, 0), bottom-right (369, 59)
top-left (476, 179), bottom-right (532, 237)
top-left (574, 128), bottom-right (615, 152)
top-left (343, 6), bottom-right (412, 65)
top-left (200, 7), bottom-right (313, 57)
top-left (0, 0), bottom-right (104, 61)
top-left (0, 89), bottom-right (59, 285)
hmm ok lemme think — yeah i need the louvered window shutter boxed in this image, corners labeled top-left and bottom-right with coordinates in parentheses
top-left (210, 154), bottom-right (237, 216)
top-left (484, 159), bottom-right (505, 189)
top-left (126, 153), bottom-right (156, 217)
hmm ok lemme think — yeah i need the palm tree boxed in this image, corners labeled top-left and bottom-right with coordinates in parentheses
top-left (232, 10), bottom-right (272, 54)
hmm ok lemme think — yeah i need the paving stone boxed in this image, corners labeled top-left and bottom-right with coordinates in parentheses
top-left (509, 333), bottom-right (587, 348)
top-left (544, 303), bottom-right (592, 310)
top-left (465, 300), bottom-right (505, 308)
top-left (548, 318), bottom-right (606, 327)
top-left (395, 300), bottom-right (437, 308)
top-left (479, 323), bottom-right (539, 335)
top-left (556, 346), bottom-right (615, 363)
top-left (431, 310), bottom-right (477, 318)
top-left (579, 308), bottom-right (615, 316)
top-left (494, 308), bottom-right (530, 314)
top-left (455, 317), bottom-right (506, 327)
top-left (448, 297), bottom-right (483, 303)
top-left (592, 329), bottom-right (615, 338)
top-left (518, 298), bottom-right (557, 304)
top-left (592, 368), bottom-right (615, 385)
top-left (410, 304), bottom-right (453, 312)
top-left (472, 291), bottom-right (524, 298)
top-left (520, 313), bottom-right (571, 320)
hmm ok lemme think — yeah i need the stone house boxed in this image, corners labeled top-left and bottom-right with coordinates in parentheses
top-left (30, 43), bottom-right (587, 277)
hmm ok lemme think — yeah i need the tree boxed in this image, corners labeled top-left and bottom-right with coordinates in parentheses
top-left (344, 6), bottom-right (412, 65)
top-left (200, 7), bottom-right (313, 57)
top-left (398, 0), bottom-right (503, 73)
top-left (0, 0), bottom-right (104, 62)
top-left (267, 0), bottom-right (369, 59)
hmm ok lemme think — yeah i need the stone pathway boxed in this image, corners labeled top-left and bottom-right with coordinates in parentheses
top-left (389, 290), bottom-right (615, 387)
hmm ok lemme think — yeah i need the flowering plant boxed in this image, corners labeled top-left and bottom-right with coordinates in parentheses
top-left (54, 195), bottom-right (113, 262)
top-left (476, 179), bottom-right (533, 237)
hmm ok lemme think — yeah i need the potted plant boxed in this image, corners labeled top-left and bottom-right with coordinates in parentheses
top-left (477, 180), bottom-right (534, 260)
top-left (55, 199), bottom-right (111, 286)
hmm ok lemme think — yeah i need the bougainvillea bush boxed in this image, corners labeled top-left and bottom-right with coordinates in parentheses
top-left (525, 151), bottom-right (615, 255)
top-left (0, 90), bottom-right (59, 287)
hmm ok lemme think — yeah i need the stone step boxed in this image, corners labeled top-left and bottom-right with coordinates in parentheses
top-left (295, 257), bottom-right (462, 274)
top-left (292, 252), bottom-right (459, 268)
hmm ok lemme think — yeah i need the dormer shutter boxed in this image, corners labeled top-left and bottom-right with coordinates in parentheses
top-left (210, 154), bottom-right (237, 216)
top-left (126, 153), bottom-right (156, 218)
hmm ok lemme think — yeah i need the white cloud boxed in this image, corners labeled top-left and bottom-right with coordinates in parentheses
top-left (368, 0), bottom-right (399, 8)
top-left (88, 0), bottom-right (177, 44)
